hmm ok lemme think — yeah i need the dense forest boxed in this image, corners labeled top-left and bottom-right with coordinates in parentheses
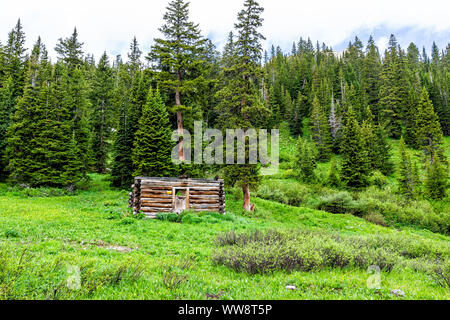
top-left (0, 0), bottom-right (448, 210)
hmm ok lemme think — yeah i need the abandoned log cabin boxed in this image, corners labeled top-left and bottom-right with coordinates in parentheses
top-left (129, 177), bottom-right (225, 218)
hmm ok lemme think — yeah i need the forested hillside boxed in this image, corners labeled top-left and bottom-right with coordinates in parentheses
top-left (0, 0), bottom-right (448, 204)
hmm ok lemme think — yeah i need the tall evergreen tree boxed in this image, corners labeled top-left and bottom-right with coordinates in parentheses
top-left (0, 76), bottom-right (14, 179)
top-left (415, 87), bottom-right (445, 163)
top-left (215, 0), bottom-right (269, 211)
top-left (127, 36), bottom-right (142, 75)
top-left (148, 0), bottom-right (206, 162)
top-left (340, 105), bottom-right (370, 188)
top-left (362, 36), bottom-right (381, 120)
top-left (4, 19), bottom-right (27, 103)
top-left (132, 88), bottom-right (174, 177)
top-left (379, 35), bottom-right (407, 138)
top-left (310, 96), bottom-right (332, 161)
top-left (55, 27), bottom-right (84, 73)
top-left (90, 52), bottom-right (115, 173)
top-left (296, 137), bottom-right (317, 182)
top-left (425, 152), bottom-right (448, 200)
top-left (110, 65), bottom-right (134, 188)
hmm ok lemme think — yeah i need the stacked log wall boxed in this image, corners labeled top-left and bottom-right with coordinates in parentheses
top-left (130, 177), bottom-right (225, 219)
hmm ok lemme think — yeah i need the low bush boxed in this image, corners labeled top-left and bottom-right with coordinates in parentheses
top-left (212, 229), bottom-right (450, 275)
top-left (369, 171), bottom-right (388, 188)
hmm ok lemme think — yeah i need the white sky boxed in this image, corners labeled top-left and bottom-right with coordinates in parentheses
top-left (1, 0), bottom-right (449, 62)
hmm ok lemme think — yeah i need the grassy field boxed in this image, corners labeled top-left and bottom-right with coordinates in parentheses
top-left (0, 171), bottom-right (449, 300)
top-left (0, 124), bottom-right (449, 300)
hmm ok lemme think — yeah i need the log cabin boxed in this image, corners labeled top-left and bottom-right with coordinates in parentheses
top-left (129, 177), bottom-right (225, 219)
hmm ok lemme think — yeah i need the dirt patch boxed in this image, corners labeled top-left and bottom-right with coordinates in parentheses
top-left (78, 240), bottom-right (136, 253)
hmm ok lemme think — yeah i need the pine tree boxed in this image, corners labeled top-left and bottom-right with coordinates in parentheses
top-left (373, 123), bottom-right (394, 175)
top-left (90, 52), bottom-right (115, 173)
top-left (340, 105), bottom-right (370, 188)
top-left (404, 87), bottom-right (419, 148)
top-left (362, 36), bottom-right (381, 120)
top-left (215, 0), bottom-right (269, 211)
top-left (110, 65), bottom-right (134, 188)
top-left (288, 92), bottom-right (304, 136)
top-left (132, 88), bottom-right (174, 177)
top-left (55, 27), bottom-right (84, 73)
top-left (415, 87), bottom-right (445, 163)
top-left (296, 137), bottom-right (317, 182)
top-left (7, 45), bottom-right (81, 187)
top-left (148, 0), bottom-right (206, 162)
top-left (379, 35), bottom-right (407, 138)
top-left (127, 36), bottom-right (142, 76)
top-left (4, 19), bottom-right (27, 103)
top-left (425, 152), bottom-right (448, 200)
top-left (310, 96), bottom-right (332, 161)
top-left (0, 76), bottom-right (14, 179)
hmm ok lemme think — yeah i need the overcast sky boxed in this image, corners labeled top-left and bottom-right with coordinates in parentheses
top-left (1, 0), bottom-right (449, 62)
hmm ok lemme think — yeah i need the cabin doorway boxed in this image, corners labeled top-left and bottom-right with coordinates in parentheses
top-left (173, 188), bottom-right (189, 214)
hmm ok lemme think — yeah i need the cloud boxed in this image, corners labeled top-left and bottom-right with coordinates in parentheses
top-left (1, 0), bottom-right (449, 62)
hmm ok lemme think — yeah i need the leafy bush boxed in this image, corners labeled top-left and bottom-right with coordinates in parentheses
top-left (316, 192), bottom-right (363, 216)
top-left (213, 229), bottom-right (450, 275)
top-left (363, 211), bottom-right (388, 227)
top-left (256, 179), bottom-right (314, 207)
top-left (369, 170), bottom-right (388, 188)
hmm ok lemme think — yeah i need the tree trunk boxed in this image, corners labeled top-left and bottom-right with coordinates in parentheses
top-left (176, 72), bottom-right (184, 162)
top-left (242, 184), bottom-right (253, 211)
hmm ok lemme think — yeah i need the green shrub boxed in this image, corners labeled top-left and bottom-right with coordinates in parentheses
top-left (213, 229), bottom-right (450, 275)
top-left (316, 192), bottom-right (363, 216)
top-left (369, 170), bottom-right (388, 188)
top-left (363, 211), bottom-right (388, 227)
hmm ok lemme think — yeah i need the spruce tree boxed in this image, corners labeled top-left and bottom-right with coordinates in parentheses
top-left (90, 52), bottom-right (115, 173)
top-left (379, 35), bottom-right (407, 138)
top-left (340, 105), bottom-right (370, 188)
top-left (148, 0), bottom-right (206, 162)
top-left (132, 88), bottom-right (174, 177)
top-left (0, 76), bottom-right (14, 180)
top-left (425, 152), bottom-right (448, 200)
top-left (127, 36), bottom-right (142, 76)
top-left (215, 0), bottom-right (269, 211)
top-left (415, 87), bottom-right (445, 163)
top-left (296, 137), bottom-right (317, 182)
top-left (55, 27), bottom-right (84, 73)
top-left (4, 19), bottom-right (27, 103)
top-left (362, 36), bottom-right (381, 120)
top-left (288, 92), bottom-right (304, 136)
top-left (110, 65), bottom-right (134, 188)
top-left (310, 96), bottom-right (332, 161)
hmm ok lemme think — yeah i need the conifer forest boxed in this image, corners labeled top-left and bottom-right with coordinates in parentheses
top-left (0, 0), bottom-right (449, 301)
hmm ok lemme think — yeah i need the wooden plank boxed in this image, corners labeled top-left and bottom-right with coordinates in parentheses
top-left (140, 180), bottom-right (220, 187)
top-left (140, 190), bottom-right (172, 195)
top-left (140, 198), bottom-right (172, 203)
top-left (140, 204), bottom-right (173, 209)
top-left (140, 195), bottom-right (172, 199)
top-left (189, 199), bottom-right (220, 204)
top-left (140, 207), bottom-right (172, 212)
top-left (190, 194), bottom-right (219, 198)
